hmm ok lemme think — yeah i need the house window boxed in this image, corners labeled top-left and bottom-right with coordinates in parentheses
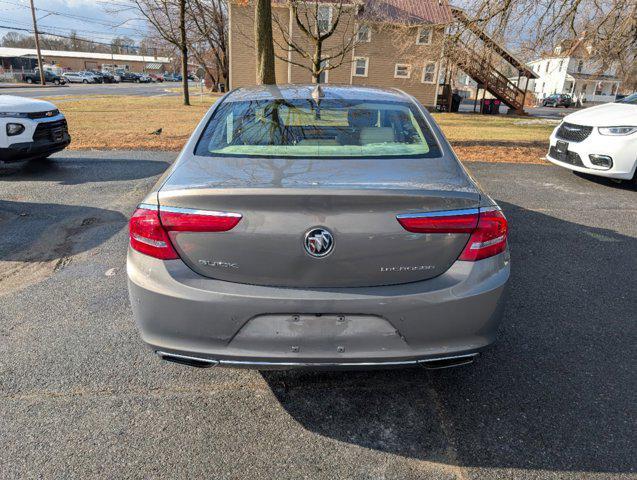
top-left (577, 60), bottom-right (583, 73)
top-left (357, 24), bottom-right (371, 43)
top-left (317, 5), bottom-right (332, 34)
top-left (352, 57), bottom-right (368, 77)
top-left (394, 64), bottom-right (411, 79)
top-left (595, 82), bottom-right (603, 95)
top-left (416, 27), bottom-right (432, 45)
top-left (554, 46), bottom-right (562, 54)
top-left (421, 61), bottom-right (436, 83)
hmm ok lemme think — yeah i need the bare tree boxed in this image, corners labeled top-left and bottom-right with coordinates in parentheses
top-left (454, 0), bottom-right (637, 85)
top-left (132, 0), bottom-right (191, 105)
top-left (255, 0), bottom-right (277, 84)
top-left (187, 0), bottom-right (229, 88)
top-left (272, 0), bottom-right (360, 83)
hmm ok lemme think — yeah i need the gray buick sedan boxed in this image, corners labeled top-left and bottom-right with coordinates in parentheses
top-left (127, 85), bottom-right (509, 369)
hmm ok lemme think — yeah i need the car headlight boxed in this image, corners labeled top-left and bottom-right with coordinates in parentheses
top-left (598, 126), bottom-right (637, 136)
top-left (0, 112), bottom-right (29, 118)
top-left (6, 123), bottom-right (25, 136)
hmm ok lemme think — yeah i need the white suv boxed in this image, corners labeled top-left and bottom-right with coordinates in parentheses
top-left (547, 94), bottom-right (637, 182)
top-left (0, 95), bottom-right (70, 162)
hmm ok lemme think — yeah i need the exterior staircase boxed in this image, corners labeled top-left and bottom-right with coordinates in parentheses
top-left (444, 8), bottom-right (538, 114)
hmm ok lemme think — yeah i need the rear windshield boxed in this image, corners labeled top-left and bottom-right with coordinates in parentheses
top-left (194, 98), bottom-right (442, 158)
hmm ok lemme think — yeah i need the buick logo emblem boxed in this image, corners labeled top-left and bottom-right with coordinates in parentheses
top-left (304, 228), bottom-right (334, 258)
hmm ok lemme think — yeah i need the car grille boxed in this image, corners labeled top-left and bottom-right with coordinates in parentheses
top-left (33, 119), bottom-right (68, 142)
top-left (27, 109), bottom-right (60, 119)
top-left (549, 146), bottom-right (584, 167)
top-left (556, 122), bottom-right (593, 143)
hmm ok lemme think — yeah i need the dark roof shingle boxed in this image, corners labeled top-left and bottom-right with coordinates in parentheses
top-left (270, 0), bottom-right (453, 25)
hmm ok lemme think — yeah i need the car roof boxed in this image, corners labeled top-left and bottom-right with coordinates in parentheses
top-left (224, 84), bottom-right (412, 103)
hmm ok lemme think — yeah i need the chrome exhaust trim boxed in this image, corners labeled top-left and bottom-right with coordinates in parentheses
top-left (417, 353), bottom-right (478, 369)
top-left (156, 351), bottom-right (219, 368)
top-left (156, 350), bottom-right (478, 369)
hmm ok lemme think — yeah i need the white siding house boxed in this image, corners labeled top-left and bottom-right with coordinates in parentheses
top-left (525, 43), bottom-right (621, 103)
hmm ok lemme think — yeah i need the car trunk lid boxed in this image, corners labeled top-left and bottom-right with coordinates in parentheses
top-left (157, 156), bottom-right (480, 287)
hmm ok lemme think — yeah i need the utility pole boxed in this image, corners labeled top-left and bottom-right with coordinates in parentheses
top-left (29, 0), bottom-right (46, 86)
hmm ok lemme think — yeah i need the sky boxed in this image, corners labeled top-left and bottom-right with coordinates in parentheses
top-left (0, 0), bottom-right (148, 46)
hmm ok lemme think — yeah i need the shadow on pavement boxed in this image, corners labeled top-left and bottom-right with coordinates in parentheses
top-left (0, 156), bottom-right (170, 185)
top-left (261, 201), bottom-right (636, 475)
top-left (573, 171), bottom-right (637, 191)
top-left (0, 199), bottom-right (126, 262)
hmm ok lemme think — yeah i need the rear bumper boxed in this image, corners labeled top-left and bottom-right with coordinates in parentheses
top-left (127, 248), bottom-right (510, 369)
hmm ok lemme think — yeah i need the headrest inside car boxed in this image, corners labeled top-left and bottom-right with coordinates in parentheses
top-left (348, 108), bottom-right (378, 128)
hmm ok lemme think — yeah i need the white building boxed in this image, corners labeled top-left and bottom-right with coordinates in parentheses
top-left (526, 38), bottom-right (621, 104)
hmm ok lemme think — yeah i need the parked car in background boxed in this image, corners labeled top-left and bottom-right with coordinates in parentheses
top-left (100, 71), bottom-right (118, 83)
top-left (117, 71), bottom-right (140, 83)
top-left (149, 73), bottom-right (164, 82)
top-left (137, 74), bottom-right (152, 83)
top-left (162, 73), bottom-right (182, 82)
top-left (547, 93), bottom-right (637, 183)
top-left (62, 72), bottom-right (87, 84)
top-left (543, 94), bottom-right (572, 108)
top-left (23, 70), bottom-right (66, 85)
top-left (85, 71), bottom-right (104, 83)
top-left (128, 85), bottom-right (510, 370)
top-left (79, 71), bottom-right (101, 83)
top-left (0, 95), bottom-right (70, 162)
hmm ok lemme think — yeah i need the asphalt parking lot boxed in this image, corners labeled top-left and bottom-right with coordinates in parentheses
top-left (1, 151), bottom-right (635, 479)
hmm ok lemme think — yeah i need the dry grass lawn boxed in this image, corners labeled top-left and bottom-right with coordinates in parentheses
top-left (50, 94), bottom-right (557, 163)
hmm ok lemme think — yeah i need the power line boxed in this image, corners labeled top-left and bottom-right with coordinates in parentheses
top-left (0, 15), bottom-right (147, 42)
top-left (0, 24), bottom-right (130, 48)
top-left (0, 0), bottom-right (144, 32)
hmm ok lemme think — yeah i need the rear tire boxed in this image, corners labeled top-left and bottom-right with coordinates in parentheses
top-left (83, 79), bottom-right (88, 84)
top-left (54, 79), bottom-right (60, 85)
top-left (26, 77), bottom-right (33, 84)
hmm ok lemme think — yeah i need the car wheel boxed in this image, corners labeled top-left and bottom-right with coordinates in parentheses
top-left (54, 79), bottom-right (60, 85)
top-left (26, 77), bottom-right (33, 84)
top-left (83, 79), bottom-right (88, 84)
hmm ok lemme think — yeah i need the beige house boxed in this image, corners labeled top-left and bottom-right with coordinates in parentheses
top-left (228, 0), bottom-right (453, 108)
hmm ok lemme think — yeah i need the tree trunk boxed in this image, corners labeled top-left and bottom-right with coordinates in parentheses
top-left (311, 40), bottom-right (322, 83)
top-left (179, 0), bottom-right (190, 105)
top-left (254, 0), bottom-right (276, 85)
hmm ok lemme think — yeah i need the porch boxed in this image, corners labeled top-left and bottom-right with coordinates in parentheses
top-left (565, 73), bottom-right (620, 103)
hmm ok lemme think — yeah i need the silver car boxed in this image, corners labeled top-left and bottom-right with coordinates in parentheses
top-left (127, 85), bottom-right (509, 370)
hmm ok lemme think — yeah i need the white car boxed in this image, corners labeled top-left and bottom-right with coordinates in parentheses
top-left (547, 93), bottom-right (637, 182)
top-left (62, 72), bottom-right (95, 84)
top-left (0, 95), bottom-right (70, 162)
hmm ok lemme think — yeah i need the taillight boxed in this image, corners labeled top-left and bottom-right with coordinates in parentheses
top-left (159, 207), bottom-right (242, 232)
top-left (129, 207), bottom-right (179, 260)
top-left (458, 209), bottom-right (508, 261)
top-left (397, 209), bottom-right (479, 233)
top-left (396, 207), bottom-right (507, 261)
top-left (129, 204), bottom-right (242, 259)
